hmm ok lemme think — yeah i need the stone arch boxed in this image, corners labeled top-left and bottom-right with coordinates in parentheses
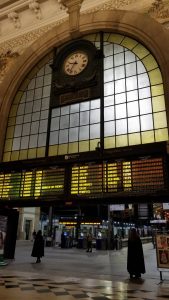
top-left (0, 10), bottom-right (169, 159)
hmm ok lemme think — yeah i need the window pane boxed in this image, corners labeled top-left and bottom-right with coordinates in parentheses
top-left (32, 112), bottom-right (40, 121)
top-left (104, 82), bottom-right (114, 96)
top-left (60, 115), bottom-right (69, 129)
top-left (104, 44), bottom-right (113, 56)
top-left (114, 44), bottom-right (124, 54)
top-left (39, 119), bottom-right (48, 133)
top-left (49, 131), bottom-right (59, 145)
top-left (115, 65), bottom-right (125, 80)
top-left (79, 126), bottom-right (89, 140)
top-left (69, 127), bottom-right (79, 142)
top-left (90, 124), bottom-right (100, 138)
top-left (70, 113), bottom-right (79, 127)
top-left (137, 61), bottom-right (146, 73)
top-left (116, 119), bottom-right (127, 135)
top-left (125, 51), bottom-right (136, 63)
top-left (104, 96), bottom-right (114, 106)
top-left (70, 103), bottom-right (79, 113)
top-left (127, 101), bottom-right (139, 117)
top-left (114, 53), bottom-right (124, 67)
top-left (126, 62), bottom-right (136, 77)
top-left (80, 111), bottom-right (89, 125)
top-left (115, 79), bottom-right (125, 93)
top-left (141, 114), bottom-right (153, 131)
top-left (116, 104), bottom-right (127, 119)
top-left (104, 56), bottom-right (113, 69)
top-left (31, 121), bottom-right (39, 134)
top-left (80, 101), bottom-right (89, 111)
top-left (61, 106), bottom-right (69, 115)
top-left (59, 129), bottom-right (68, 143)
top-left (104, 121), bottom-right (115, 136)
top-left (115, 93), bottom-right (126, 104)
top-left (51, 117), bottom-right (59, 131)
top-left (22, 123), bottom-right (31, 135)
top-left (34, 88), bottom-right (42, 99)
top-left (43, 85), bottom-right (51, 97)
top-left (139, 87), bottom-right (151, 99)
top-left (14, 125), bottom-right (22, 137)
top-left (126, 76), bottom-right (137, 91)
top-left (138, 73), bottom-right (150, 88)
top-left (52, 108), bottom-right (60, 117)
top-left (91, 99), bottom-right (100, 109)
top-left (104, 106), bottom-right (114, 121)
top-left (20, 136), bottom-right (29, 149)
top-left (38, 133), bottom-right (47, 146)
top-left (12, 138), bottom-right (21, 150)
top-left (127, 90), bottom-right (138, 102)
top-left (90, 109), bottom-right (100, 123)
top-left (128, 117), bottom-right (140, 133)
top-left (33, 99), bottom-right (41, 112)
top-left (104, 69), bottom-right (114, 82)
top-left (29, 135), bottom-right (38, 148)
top-left (139, 98), bottom-right (152, 114)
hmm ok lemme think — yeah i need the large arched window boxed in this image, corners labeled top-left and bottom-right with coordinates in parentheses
top-left (3, 33), bottom-right (168, 162)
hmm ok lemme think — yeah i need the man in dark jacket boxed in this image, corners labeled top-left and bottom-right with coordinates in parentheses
top-left (31, 230), bottom-right (44, 263)
top-left (127, 228), bottom-right (145, 279)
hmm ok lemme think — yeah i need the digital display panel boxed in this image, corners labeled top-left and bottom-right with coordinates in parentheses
top-left (0, 168), bottom-right (64, 199)
top-left (71, 158), bottom-right (165, 196)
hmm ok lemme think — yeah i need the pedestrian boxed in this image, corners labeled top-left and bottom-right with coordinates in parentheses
top-left (31, 230), bottom-right (44, 263)
top-left (86, 228), bottom-right (93, 252)
top-left (127, 228), bottom-right (145, 279)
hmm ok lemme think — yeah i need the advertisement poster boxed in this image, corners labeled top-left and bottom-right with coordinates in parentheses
top-left (0, 215), bottom-right (7, 256)
top-left (156, 234), bottom-right (169, 269)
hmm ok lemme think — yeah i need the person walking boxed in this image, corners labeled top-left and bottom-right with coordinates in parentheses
top-left (127, 228), bottom-right (145, 279)
top-left (86, 228), bottom-right (93, 252)
top-left (31, 230), bottom-right (44, 263)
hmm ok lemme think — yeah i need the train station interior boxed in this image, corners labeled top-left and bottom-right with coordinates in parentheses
top-left (1, 0), bottom-right (169, 299)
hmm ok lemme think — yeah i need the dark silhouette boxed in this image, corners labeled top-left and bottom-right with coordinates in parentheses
top-left (86, 229), bottom-right (93, 252)
top-left (31, 230), bottom-right (44, 263)
top-left (127, 228), bottom-right (145, 279)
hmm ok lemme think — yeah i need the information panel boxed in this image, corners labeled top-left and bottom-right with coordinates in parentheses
top-left (71, 158), bottom-right (166, 196)
top-left (0, 168), bottom-right (64, 200)
top-left (156, 234), bottom-right (169, 269)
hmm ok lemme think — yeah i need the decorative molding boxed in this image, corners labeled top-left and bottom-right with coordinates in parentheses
top-left (29, 0), bottom-right (42, 20)
top-left (0, 49), bottom-right (19, 83)
top-left (8, 11), bottom-right (21, 29)
top-left (148, 0), bottom-right (169, 19)
top-left (81, 0), bottom-right (135, 14)
top-left (58, 0), bottom-right (84, 37)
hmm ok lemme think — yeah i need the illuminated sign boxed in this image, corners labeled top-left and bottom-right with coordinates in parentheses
top-left (71, 158), bottom-right (165, 196)
top-left (0, 168), bottom-right (64, 200)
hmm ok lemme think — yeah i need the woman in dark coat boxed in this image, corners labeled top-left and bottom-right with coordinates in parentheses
top-left (127, 228), bottom-right (145, 279)
top-left (31, 230), bottom-right (44, 263)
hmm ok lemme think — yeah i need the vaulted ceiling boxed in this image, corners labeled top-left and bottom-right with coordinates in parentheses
top-left (0, 0), bottom-right (169, 82)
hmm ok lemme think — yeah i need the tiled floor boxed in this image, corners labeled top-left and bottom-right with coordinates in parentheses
top-left (1, 272), bottom-right (169, 299)
top-left (0, 241), bottom-right (169, 299)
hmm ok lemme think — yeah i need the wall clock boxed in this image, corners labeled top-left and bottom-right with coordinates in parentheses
top-left (63, 51), bottom-right (88, 76)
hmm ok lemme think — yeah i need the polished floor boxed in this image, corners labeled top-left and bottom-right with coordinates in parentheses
top-left (0, 241), bottom-right (169, 299)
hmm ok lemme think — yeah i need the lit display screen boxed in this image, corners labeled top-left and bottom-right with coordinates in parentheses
top-left (71, 158), bottom-right (166, 195)
top-left (0, 168), bottom-right (64, 199)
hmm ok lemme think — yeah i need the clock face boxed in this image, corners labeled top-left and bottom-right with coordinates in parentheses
top-left (63, 51), bottom-right (88, 76)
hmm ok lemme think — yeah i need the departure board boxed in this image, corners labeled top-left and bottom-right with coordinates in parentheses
top-left (0, 168), bottom-right (64, 199)
top-left (71, 158), bottom-right (166, 195)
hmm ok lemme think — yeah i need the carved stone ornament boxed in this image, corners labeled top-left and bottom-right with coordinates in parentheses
top-left (58, 0), bottom-right (84, 37)
top-left (148, 0), bottom-right (169, 19)
top-left (0, 50), bottom-right (19, 83)
top-left (8, 11), bottom-right (21, 29)
top-left (29, 0), bottom-right (42, 20)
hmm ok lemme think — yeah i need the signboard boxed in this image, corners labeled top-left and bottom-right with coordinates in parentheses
top-left (109, 204), bottom-right (125, 211)
top-left (156, 234), bottom-right (169, 269)
top-left (163, 203), bottom-right (169, 210)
